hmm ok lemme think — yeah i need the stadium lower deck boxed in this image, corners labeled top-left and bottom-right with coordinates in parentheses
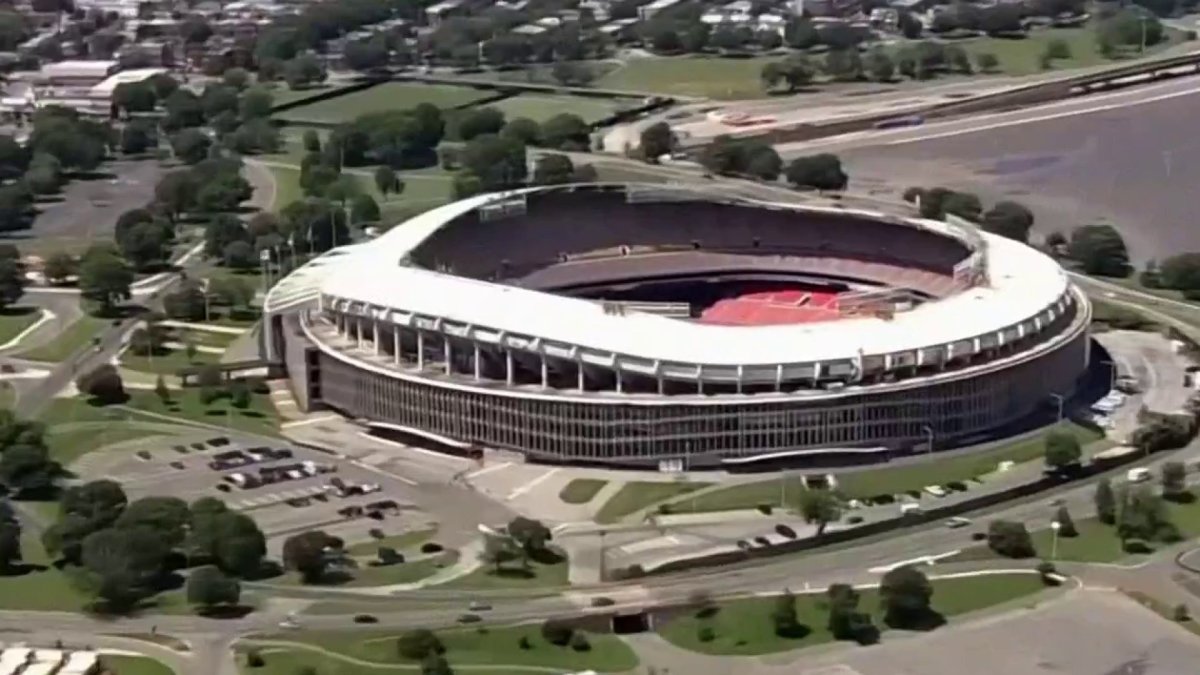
top-left (700, 288), bottom-right (842, 325)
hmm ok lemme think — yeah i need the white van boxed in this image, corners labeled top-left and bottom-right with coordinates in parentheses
top-left (1127, 467), bottom-right (1151, 483)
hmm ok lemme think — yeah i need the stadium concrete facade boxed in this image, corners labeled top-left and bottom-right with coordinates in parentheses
top-left (263, 183), bottom-right (1091, 468)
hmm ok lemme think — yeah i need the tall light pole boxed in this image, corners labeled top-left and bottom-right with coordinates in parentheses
top-left (200, 277), bottom-right (211, 324)
top-left (921, 424), bottom-right (934, 453)
top-left (1049, 393), bottom-right (1065, 423)
top-left (1050, 520), bottom-right (1061, 561)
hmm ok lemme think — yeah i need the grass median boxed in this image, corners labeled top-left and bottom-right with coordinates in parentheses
top-left (559, 478), bottom-right (607, 504)
top-left (659, 573), bottom-right (1046, 656)
top-left (594, 480), bottom-right (712, 524)
top-left (19, 314), bottom-right (108, 362)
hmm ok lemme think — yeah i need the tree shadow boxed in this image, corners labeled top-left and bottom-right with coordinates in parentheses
top-left (195, 603), bottom-right (254, 619)
top-left (884, 609), bottom-right (946, 632)
top-left (487, 567), bottom-right (536, 580)
top-left (773, 623), bottom-right (812, 639)
top-left (0, 562), bottom-right (50, 577)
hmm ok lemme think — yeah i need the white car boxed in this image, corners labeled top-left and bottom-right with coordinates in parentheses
top-left (945, 517), bottom-right (972, 529)
top-left (361, 483), bottom-right (381, 494)
top-left (279, 614), bottom-right (300, 630)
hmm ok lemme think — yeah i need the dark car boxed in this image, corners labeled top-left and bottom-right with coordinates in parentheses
top-left (172, 445), bottom-right (189, 454)
top-left (457, 613), bottom-right (482, 624)
top-left (774, 524), bottom-right (797, 539)
top-left (169, 461), bottom-right (186, 470)
top-left (353, 614), bottom-right (378, 624)
top-left (753, 536), bottom-right (771, 547)
top-left (208, 437), bottom-right (230, 447)
top-left (216, 484), bottom-right (232, 493)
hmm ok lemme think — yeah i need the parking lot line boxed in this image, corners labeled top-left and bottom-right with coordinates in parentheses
top-left (466, 462), bottom-right (512, 480)
top-left (507, 468), bottom-right (561, 501)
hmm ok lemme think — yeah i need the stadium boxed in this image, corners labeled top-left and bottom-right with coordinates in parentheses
top-left (262, 183), bottom-right (1092, 469)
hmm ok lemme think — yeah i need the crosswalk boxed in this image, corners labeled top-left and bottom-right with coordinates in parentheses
top-left (232, 485), bottom-right (327, 510)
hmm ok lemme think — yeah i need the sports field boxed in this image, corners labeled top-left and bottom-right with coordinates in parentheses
top-left (276, 82), bottom-right (495, 124)
top-left (487, 93), bottom-right (622, 123)
top-left (597, 56), bottom-right (776, 99)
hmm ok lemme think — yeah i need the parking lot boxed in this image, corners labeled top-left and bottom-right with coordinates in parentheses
top-left (78, 433), bottom-right (436, 555)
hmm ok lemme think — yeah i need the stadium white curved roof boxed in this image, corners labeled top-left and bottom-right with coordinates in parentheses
top-left (266, 184), bottom-right (1072, 369)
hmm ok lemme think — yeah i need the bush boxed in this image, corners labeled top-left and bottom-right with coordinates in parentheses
top-left (518, 635), bottom-right (532, 649)
top-left (570, 633), bottom-right (591, 652)
top-left (397, 629), bottom-right (444, 660)
top-left (1174, 603), bottom-right (1190, 622)
top-left (1036, 561), bottom-right (1056, 576)
top-left (657, 503), bottom-right (673, 515)
top-left (378, 547), bottom-right (403, 565)
top-left (697, 626), bottom-right (715, 642)
top-left (971, 532), bottom-right (987, 541)
top-left (987, 520), bottom-right (1036, 558)
top-left (757, 503), bottom-right (773, 515)
top-left (420, 542), bottom-right (444, 554)
top-left (541, 619), bottom-right (574, 646)
top-left (369, 528), bottom-right (385, 539)
top-left (945, 481), bottom-right (968, 492)
top-left (245, 649), bottom-right (264, 668)
top-left (1123, 538), bottom-right (1152, 554)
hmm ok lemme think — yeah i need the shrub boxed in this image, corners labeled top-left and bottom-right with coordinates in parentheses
top-left (397, 629), bottom-right (444, 660)
top-left (570, 633), bottom-right (591, 652)
top-left (420, 542), bottom-right (444, 554)
top-left (987, 520), bottom-right (1036, 558)
top-left (1123, 538), bottom-right (1152, 554)
top-left (518, 635), bottom-right (532, 649)
top-left (378, 547), bottom-right (403, 565)
top-left (970, 532), bottom-right (987, 541)
top-left (541, 619), bottom-right (574, 646)
top-left (847, 515), bottom-right (864, 524)
top-left (697, 626), bottom-right (715, 642)
top-left (1174, 603), bottom-right (1190, 621)
top-left (245, 649), bottom-right (264, 668)
top-left (657, 503), bottom-right (673, 515)
top-left (369, 528), bottom-right (385, 539)
top-left (757, 503), bottom-right (773, 515)
top-left (945, 481), bottom-right (968, 492)
top-left (1036, 561), bottom-right (1056, 576)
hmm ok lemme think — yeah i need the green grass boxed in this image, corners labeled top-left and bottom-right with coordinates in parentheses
top-left (484, 93), bottom-right (620, 123)
top-left (275, 551), bottom-right (459, 588)
top-left (100, 655), bottom-right (176, 675)
top-left (597, 55), bottom-right (777, 99)
top-left (441, 552), bottom-right (568, 590)
top-left (122, 388), bottom-right (280, 437)
top-left (251, 622), bottom-right (638, 673)
top-left (0, 306), bottom-right (40, 346)
top-left (957, 24), bottom-right (1183, 76)
top-left (834, 422), bottom-right (1105, 500)
top-left (659, 573), bottom-right (1046, 656)
top-left (174, 329), bottom-right (240, 349)
top-left (122, 348), bottom-right (220, 375)
top-left (276, 83), bottom-right (494, 125)
top-left (18, 315), bottom-right (108, 362)
top-left (0, 532), bottom-right (93, 611)
top-left (46, 425), bottom-right (163, 466)
top-left (41, 395), bottom-right (137, 425)
top-left (559, 478), bottom-right (608, 504)
top-left (595, 480), bottom-right (713, 524)
top-left (345, 528), bottom-right (438, 556)
top-left (267, 165), bottom-right (454, 225)
top-left (670, 476), bottom-right (811, 513)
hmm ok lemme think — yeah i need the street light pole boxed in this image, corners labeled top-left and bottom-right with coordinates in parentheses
top-left (1050, 520), bottom-right (1061, 560)
top-left (1049, 393), bottom-right (1064, 423)
top-left (921, 424), bottom-right (934, 453)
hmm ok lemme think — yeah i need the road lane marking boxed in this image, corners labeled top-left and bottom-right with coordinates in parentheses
top-left (507, 468), bottom-right (561, 501)
top-left (466, 461), bottom-right (512, 480)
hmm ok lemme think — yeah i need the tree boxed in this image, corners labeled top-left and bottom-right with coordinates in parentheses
top-left (987, 520), bottom-right (1036, 558)
top-left (229, 379), bottom-right (251, 409)
top-left (284, 54), bottom-right (327, 90)
top-left (1043, 430), bottom-right (1082, 471)
top-left (1161, 461), bottom-right (1189, 500)
top-left (866, 48), bottom-right (895, 82)
top-left (1095, 478), bottom-right (1117, 525)
top-left (163, 89), bottom-right (205, 132)
top-left (115, 496), bottom-right (190, 548)
top-left (506, 516), bottom-right (552, 562)
top-left (761, 55), bottom-right (814, 93)
top-left (239, 88), bottom-right (275, 121)
top-left (456, 108), bottom-right (506, 142)
top-left (879, 565), bottom-right (934, 628)
top-left (501, 118), bottom-right (541, 147)
top-left (120, 120), bottom-right (156, 155)
top-left (1098, 9), bottom-right (1162, 50)
top-left (344, 36), bottom-right (390, 72)
top-left (982, 201), bottom-right (1035, 242)
top-left (172, 129), bottom-right (212, 165)
top-left (1116, 487), bottom-right (1173, 544)
top-left (187, 564), bottom-right (240, 612)
top-left (1158, 253), bottom-right (1200, 292)
top-left (302, 129), bottom-right (321, 154)
top-left (0, 445), bottom-right (56, 497)
top-left (0, 518), bottom-right (19, 573)
top-left (206, 214), bottom-right (249, 259)
top-left (799, 490), bottom-right (843, 535)
top-left (0, 258), bottom-right (24, 311)
top-left (771, 589), bottom-right (803, 637)
top-left (0, 183), bottom-right (35, 232)
top-left (540, 114), bottom-right (590, 150)
top-left (479, 533), bottom-right (520, 571)
top-left (785, 154), bottom-right (848, 191)
top-left (180, 16), bottom-right (213, 44)
top-left (43, 479), bottom-right (127, 565)
top-left (744, 145), bottom-right (783, 181)
top-left (824, 49), bottom-right (863, 82)
top-left (976, 52), bottom-right (1000, 73)
top-left (1054, 505), bottom-right (1077, 537)
top-left (461, 135), bottom-right (527, 191)
top-left (826, 583), bottom-right (876, 644)
top-left (0, 136), bottom-right (29, 181)
top-left (113, 82), bottom-right (156, 114)
top-left (223, 240), bottom-right (257, 271)
top-left (639, 122), bottom-right (675, 161)
top-left (350, 194), bottom-right (380, 224)
top-left (373, 166), bottom-right (401, 197)
top-left (941, 191), bottom-right (982, 220)
top-left (650, 27), bottom-right (682, 53)
top-left (533, 154), bottom-right (575, 185)
top-left (154, 375), bottom-right (170, 404)
top-left (118, 219), bottom-right (171, 271)
top-left (397, 629), bottom-right (444, 660)
top-left (75, 364), bottom-right (126, 404)
top-left (163, 283), bottom-right (206, 322)
top-left (282, 530), bottom-right (340, 583)
top-left (786, 17), bottom-right (820, 49)
top-left (43, 251), bottom-right (76, 285)
top-left (80, 525), bottom-right (169, 611)
top-left (1069, 224), bottom-right (1130, 277)
top-left (78, 246), bottom-right (132, 315)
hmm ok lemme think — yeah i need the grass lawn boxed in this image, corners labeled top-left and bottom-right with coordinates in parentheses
top-left (441, 552), bottom-right (568, 590)
top-left (597, 55), bottom-right (777, 99)
top-left (122, 348), bottom-right (220, 376)
top-left (276, 82), bottom-right (494, 125)
top-left (0, 532), bottom-right (93, 611)
top-left (41, 396), bottom-right (136, 425)
top-left (252, 623), bottom-right (638, 673)
top-left (175, 329), bottom-right (240, 349)
top-left (276, 551), bottom-right (459, 588)
top-left (834, 422), bottom-right (1105, 500)
top-left (100, 655), bottom-right (176, 675)
top-left (670, 476), bottom-right (810, 513)
top-left (957, 24), bottom-right (1184, 77)
top-left (595, 480), bottom-right (713, 524)
top-left (659, 573), bottom-right (1046, 656)
top-left (485, 93), bottom-right (620, 123)
top-left (46, 425), bottom-right (163, 467)
top-left (0, 306), bottom-right (40, 345)
top-left (268, 165), bottom-right (453, 225)
top-left (122, 388), bottom-right (280, 437)
top-left (345, 528), bottom-right (438, 556)
top-left (18, 315), bottom-right (109, 362)
top-left (559, 478), bottom-right (607, 504)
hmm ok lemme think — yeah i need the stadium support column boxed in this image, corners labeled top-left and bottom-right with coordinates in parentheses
top-left (473, 343), bottom-right (481, 380)
top-left (443, 338), bottom-right (453, 375)
top-left (540, 354), bottom-right (548, 388)
top-left (576, 359), bottom-right (585, 392)
top-left (505, 350), bottom-right (514, 386)
top-left (614, 359), bottom-right (623, 393)
top-left (373, 319), bottom-right (380, 355)
top-left (736, 365), bottom-right (744, 394)
top-left (655, 361), bottom-right (664, 395)
top-left (696, 364), bottom-right (704, 394)
top-left (356, 318), bottom-right (363, 349)
top-left (416, 331), bottom-right (425, 371)
top-left (393, 327), bottom-right (400, 366)
top-left (775, 364), bottom-right (783, 392)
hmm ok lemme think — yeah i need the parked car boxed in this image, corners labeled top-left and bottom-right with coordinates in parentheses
top-left (457, 613), bottom-right (482, 624)
top-left (468, 600), bottom-right (492, 611)
top-left (353, 614), bottom-right (378, 624)
top-left (945, 517), bottom-right (972, 529)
